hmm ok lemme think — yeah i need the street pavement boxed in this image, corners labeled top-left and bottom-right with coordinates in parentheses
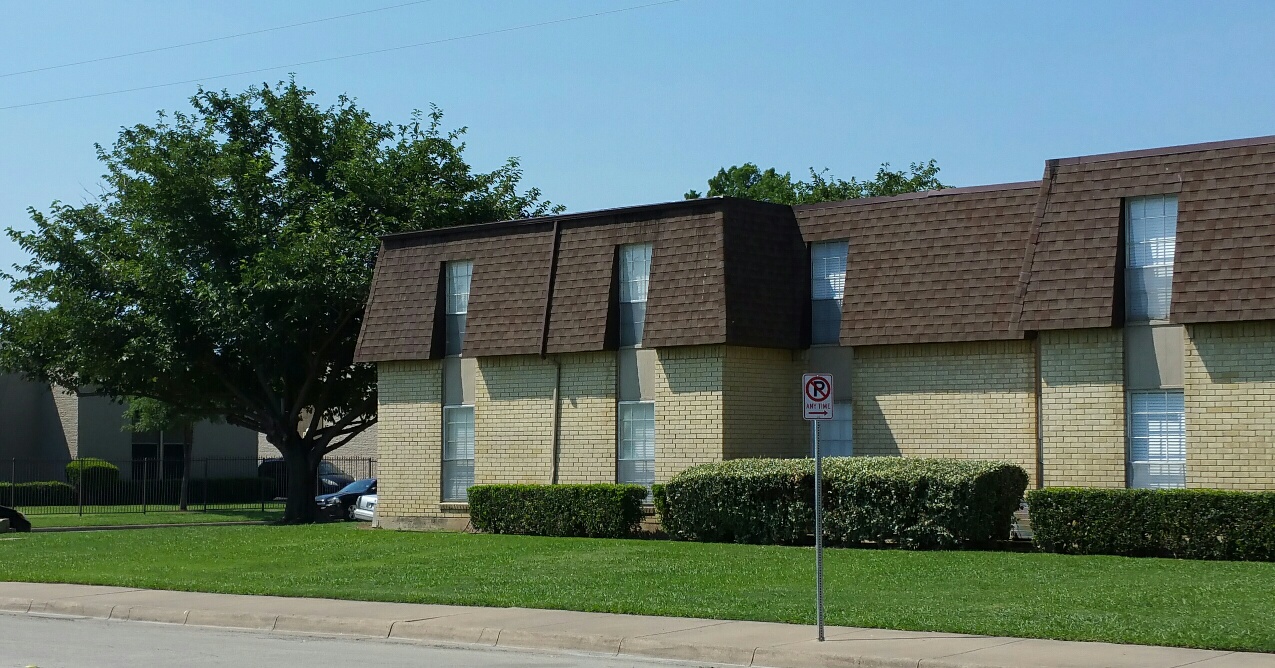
top-left (0, 582), bottom-right (1272, 668)
top-left (0, 614), bottom-right (712, 668)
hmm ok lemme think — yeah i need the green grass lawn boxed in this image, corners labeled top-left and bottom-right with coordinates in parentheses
top-left (26, 509), bottom-right (282, 528)
top-left (0, 524), bottom-right (1271, 652)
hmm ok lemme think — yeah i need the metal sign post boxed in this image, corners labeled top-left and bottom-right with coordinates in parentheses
top-left (802, 373), bottom-right (833, 642)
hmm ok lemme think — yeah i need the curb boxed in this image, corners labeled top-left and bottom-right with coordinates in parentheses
top-left (4, 597), bottom-right (1267, 668)
top-left (0, 599), bottom-right (841, 667)
top-left (32, 521), bottom-right (269, 533)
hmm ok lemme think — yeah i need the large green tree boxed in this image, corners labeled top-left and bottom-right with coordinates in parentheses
top-left (685, 160), bottom-right (945, 205)
top-left (0, 80), bottom-right (559, 522)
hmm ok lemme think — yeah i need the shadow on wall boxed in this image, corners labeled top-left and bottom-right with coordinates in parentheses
top-left (850, 397), bottom-right (903, 457)
top-left (0, 374), bottom-right (73, 463)
top-left (1191, 323), bottom-right (1275, 385)
top-left (656, 348), bottom-right (725, 395)
top-left (850, 341), bottom-right (1036, 460)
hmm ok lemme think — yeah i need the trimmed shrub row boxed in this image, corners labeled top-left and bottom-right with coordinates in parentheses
top-left (65, 458), bottom-right (121, 488)
top-left (469, 484), bottom-right (648, 538)
top-left (0, 481), bottom-right (76, 506)
top-left (1, 478), bottom-right (276, 507)
top-left (655, 457), bottom-right (1029, 550)
top-left (1028, 488), bottom-right (1275, 561)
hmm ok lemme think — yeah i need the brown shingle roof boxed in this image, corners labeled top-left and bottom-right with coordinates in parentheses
top-left (1020, 135), bottom-right (1275, 329)
top-left (356, 134), bottom-right (1275, 362)
top-left (795, 182), bottom-right (1040, 346)
top-left (355, 222), bottom-right (556, 362)
top-left (355, 199), bottom-right (803, 362)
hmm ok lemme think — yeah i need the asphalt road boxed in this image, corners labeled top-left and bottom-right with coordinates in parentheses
top-left (0, 613), bottom-right (723, 668)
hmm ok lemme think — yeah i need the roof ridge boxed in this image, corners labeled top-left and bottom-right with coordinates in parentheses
top-left (792, 180), bottom-right (1042, 212)
top-left (1054, 134), bottom-right (1275, 166)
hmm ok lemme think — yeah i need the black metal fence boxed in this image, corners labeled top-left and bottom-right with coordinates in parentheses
top-left (2, 456), bottom-right (376, 515)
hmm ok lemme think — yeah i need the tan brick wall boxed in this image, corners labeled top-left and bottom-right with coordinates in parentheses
top-left (557, 352), bottom-right (617, 484)
top-left (375, 360), bottom-right (447, 527)
top-left (724, 346), bottom-right (804, 459)
top-left (853, 340), bottom-right (1038, 485)
top-left (474, 355), bottom-right (555, 485)
top-left (52, 386), bottom-right (79, 458)
top-left (654, 346), bottom-right (725, 482)
top-left (1184, 322), bottom-right (1275, 491)
top-left (1039, 328), bottom-right (1126, 488)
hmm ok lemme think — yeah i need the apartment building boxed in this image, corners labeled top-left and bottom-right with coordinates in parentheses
top-left (355, 136), bottom-right (1275, 530)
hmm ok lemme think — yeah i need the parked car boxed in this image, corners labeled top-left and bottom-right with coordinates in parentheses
top-left (0, 505), bottom-right (31, 532)
top-left (258, 459), bottom-right (355, 498)
top-left (351, 493), bottom-right (377, 522)
top-left (1010, 500), bottom-right (1033, 541)
top-left (315, 478), bottom-right (376, 520)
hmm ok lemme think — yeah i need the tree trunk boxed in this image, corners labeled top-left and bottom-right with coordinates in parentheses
top-left (281, 444), bottom-right (320, 524)
top-left (178, 427), bottom-right (194, 511)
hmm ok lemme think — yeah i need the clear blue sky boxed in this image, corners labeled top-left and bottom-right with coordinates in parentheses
top-left (3, 1), bottom-right (1274, 308)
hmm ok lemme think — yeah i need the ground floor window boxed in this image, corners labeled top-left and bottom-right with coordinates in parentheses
top-left (1128, 390), bottom-right (1185, 489)
top-left (442, 405), bottom-right (475, 501)
top-left (618, 400), bottom-right (655, 487)
top-left (816, 402), bottom-right (853, 457)
top-left (130, 429), bottom-right (191, 480)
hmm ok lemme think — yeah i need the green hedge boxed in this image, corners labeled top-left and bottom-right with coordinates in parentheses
top-left (65, 459), bottom-right (120, 488)
top-left (1028, 488), bottom-right (1275, 561)
top-left (0, 481), bottom-right (76, 507)
top-left (469, 484), bottom-right (649, 538)
top-left (657, 457), bottom-right (1029, 550)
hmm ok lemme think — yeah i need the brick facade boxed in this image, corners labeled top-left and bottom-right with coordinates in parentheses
top-left (474, 355), bottom-right (556, 485)
top-left (851, 340), bottom-right (1039, 485)
top-left (1039, 329), bottom-right (1127, 488)
top-left (1184, 322), bottom-right (1275, 490)
top-left (723, 347), bottom-right (804, 460)
top-left (373, 324), bottom-right (1275, 531)
top-left (556, 352), bottom-right (618, 484)
top-left (653, 346), bottom-right (725, 483)
top-left (375, 360), bottom-right (455, 529)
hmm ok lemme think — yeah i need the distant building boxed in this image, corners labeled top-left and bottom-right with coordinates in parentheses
top-left (0, 374), bottom-right (257, 481)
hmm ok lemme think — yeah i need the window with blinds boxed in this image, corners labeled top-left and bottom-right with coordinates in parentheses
top-left (811, 241), bottom-right (848, 345)
top-left (1127, 390), bottom-right (1186, 489)
top-left (445, 260), bottom-right (472, 356)
top-left (617, 400), bottom-right (655, 488)
top-left (442, 405), bottom-right (475, 501)
top-left (618, 243), bottom-right (652, 347)
top-left (1126, 195), bottom-right (1177, 322)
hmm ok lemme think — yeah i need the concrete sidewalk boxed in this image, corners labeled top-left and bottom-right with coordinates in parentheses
top-left (0, 582), bottom-right (1269, 668)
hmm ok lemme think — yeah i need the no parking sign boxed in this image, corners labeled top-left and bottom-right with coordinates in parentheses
top-left (801, 372), bottom-right (833, 642)
top-left (802, 373), bottom-right (833, 421)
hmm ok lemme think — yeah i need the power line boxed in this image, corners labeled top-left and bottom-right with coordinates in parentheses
top-left (0, 0), bottom-right (683, 112)
top-left (0, 0), bottom-right (440, 79)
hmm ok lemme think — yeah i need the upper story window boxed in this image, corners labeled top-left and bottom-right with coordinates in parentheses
top-left (811, 241), bottom-right (848, 345)
top-left (445, 260), bottom-right (472, 356)
top-left (618, 243), bottom-right (652, 347)
top-left (1126, 195), bottom-right (1177, 322)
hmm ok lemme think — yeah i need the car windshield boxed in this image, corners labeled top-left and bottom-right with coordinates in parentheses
top-left (318, 462), bottom-right (347, 476)
top-left (336, 479), bottom-right (374, 495)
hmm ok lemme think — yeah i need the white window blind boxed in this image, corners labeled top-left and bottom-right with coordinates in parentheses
top-left (617, 401), bottom-right (655, 487)
top-left (445, 261), bottom-right (473, 355)
top-left (618, 243), bottom-right (652, 347)
top-left (811, 241), bottom-right (848, 345)
top-left (817, 402), bottom-right (853, 457)
top-left (442, 405), bottom-right (475, 501)
top-left (1128, 391), bottom-right (1185, 489)
top-left (1126, 196), bottom-right (1177, 321)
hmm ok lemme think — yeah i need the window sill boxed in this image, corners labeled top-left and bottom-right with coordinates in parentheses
top-left (439, 502), bottom-right (469, 512)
